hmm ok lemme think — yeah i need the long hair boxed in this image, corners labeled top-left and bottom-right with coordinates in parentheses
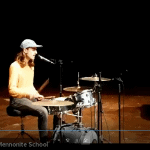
top-left (15, 49), bottom-right (35, 68)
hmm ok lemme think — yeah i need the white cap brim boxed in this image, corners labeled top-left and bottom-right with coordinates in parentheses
top-left (20, 45), bottom-right (43, 48)
top-left (30, 45), bottom-right (43, 48)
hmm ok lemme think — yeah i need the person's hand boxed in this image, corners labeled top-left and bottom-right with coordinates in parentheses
top-left (37, 94), bottom-right (44, 101)
top-left (29, 93), bottom-right (44, 101)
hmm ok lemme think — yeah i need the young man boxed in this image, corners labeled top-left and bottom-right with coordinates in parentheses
top-left (8, 39), bottom-right (48, 143)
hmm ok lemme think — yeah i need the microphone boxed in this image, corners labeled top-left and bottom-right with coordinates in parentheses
top-left (37, 54), bottom-right (55, 64)
top-left (112, 77), bottom-right (123, 83)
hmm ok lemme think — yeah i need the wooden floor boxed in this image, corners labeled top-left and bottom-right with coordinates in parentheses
top-left (1, 86), bottom-right (150, 144)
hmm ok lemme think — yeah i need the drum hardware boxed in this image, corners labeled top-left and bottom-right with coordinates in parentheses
top-left (80, 73), bottom-right (111, 144)
top-left (65, 107), bottom-right (83, 128)
top-left (65, 111), bottom-right (82, 118)
top-left (94, 101), bottom-right (97, 130)
top-left (97, 72), bottom-right (112, 144)
top-left (95, 72), bottom-right (111, 143)
top-left (77, 107), bottom-right (83, 127)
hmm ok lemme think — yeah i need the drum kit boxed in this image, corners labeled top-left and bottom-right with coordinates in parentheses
top-left (33, 74), bottom-right (111, 144)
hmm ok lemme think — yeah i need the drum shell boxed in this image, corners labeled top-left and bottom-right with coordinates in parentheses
top-left (53, 124), bottom-right (98, 144)
top-left (74, 89), bottom-right (96, 108)
top-left (45, 97), bottom-right (77, 115)
top-left (46, 104), bottom-right (76, 115)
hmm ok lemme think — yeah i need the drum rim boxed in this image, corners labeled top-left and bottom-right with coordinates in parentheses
top-left (76, 89), bottom-right (93, 95)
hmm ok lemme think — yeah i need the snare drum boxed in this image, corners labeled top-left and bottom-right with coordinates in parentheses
top-left (74, 89), bottom-right (96, 108)
top-left (46, 97), bottom-right (76, 115)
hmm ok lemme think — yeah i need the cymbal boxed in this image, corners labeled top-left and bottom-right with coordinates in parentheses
top-left (32, 99), bottom-right (74, 106)
top-left (63, 86), bottom-right (89, 92)
top-left (80, 77), bottom-right (111, 81)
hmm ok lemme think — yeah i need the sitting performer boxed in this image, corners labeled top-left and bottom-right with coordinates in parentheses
top-left (8, 39), bottom-right (59, 143)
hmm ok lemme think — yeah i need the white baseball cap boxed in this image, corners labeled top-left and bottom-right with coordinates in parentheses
top-left (20, 39), bottom-right (43, 49)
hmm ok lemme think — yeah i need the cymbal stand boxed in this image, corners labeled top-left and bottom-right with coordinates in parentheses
top-left (93, 94), bottom-right (97, 130)
top-left (93, 82), bottom-right (98, 130)
top-left (92, 73), bottom-right (103, 143)
top-left (58, 107), bottom-right (63, 143)
top-left (94, 72), bottom-right (111, 144)
top-left (65, 105), bottom-right (83, 127)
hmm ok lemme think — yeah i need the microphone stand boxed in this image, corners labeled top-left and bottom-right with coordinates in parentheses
top-left (58, 60), bottom-right (63, 97)
top-left (58, 59), bottom-right (73, 96)
top-left (57, 59), bottom-right (63, 143)
top-left (113, 77), bottom-right (123, 144)
top-left (117, 78), bottom-right (123, 144)
top-left (118, 83), bottom-right (121, 144)
top-left (97, 72), bottom-right (103, 143)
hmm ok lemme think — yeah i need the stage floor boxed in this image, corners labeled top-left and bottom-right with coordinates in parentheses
top-left (0, 86), bottom-right (150, 144)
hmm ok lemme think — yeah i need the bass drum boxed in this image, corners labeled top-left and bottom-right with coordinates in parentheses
top-left (52, 124), bottom-right (98, 144)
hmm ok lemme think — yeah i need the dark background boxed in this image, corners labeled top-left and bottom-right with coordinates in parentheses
top-left (0, 4), bottom-right (149, 92)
